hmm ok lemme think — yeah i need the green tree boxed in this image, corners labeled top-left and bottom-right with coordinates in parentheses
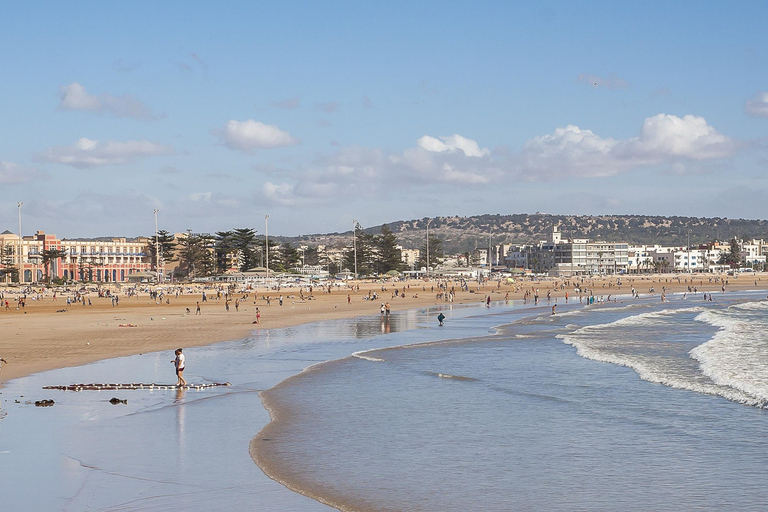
top-left (1, 245), bottom-right (19, 282)
top-left (232, 227), bottom-right (259, 271)
top-left (278, 242), bottom-right (301, 272)
top-left (257, 237), bottom-right (281, 270)
top-left (374, 224), bottom-right (405, 274)
top-left (302, 246), bottom-right (320, 266)
top-left (343, 223), bottom-right (376, 276)
top-left (145, 229), bottom-right (177, 271)
top-left (78, 257), bottom-right (88, 283)
top-left (719, 238), bottom-right (741, 268)
top-left (176, 231), bottom-right (215, 278)
top-left (41, 248), bottom-right (68, 284)
top-left (418, 235), bottom-right (443, 270)
top-left (214, 230), bottom-right (236, 273)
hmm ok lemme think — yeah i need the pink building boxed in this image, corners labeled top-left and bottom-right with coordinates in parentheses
top-left (0, 230), bottom-right (153, 284)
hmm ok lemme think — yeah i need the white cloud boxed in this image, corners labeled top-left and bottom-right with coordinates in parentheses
top-left (441, 163), bottom-right (492, 184)
top-left (745, 92), bottom-right (768, 118)
top-left (38, 138), bottom-right (174, 168)
top-left (258, 135), bottom-right (497, 207)
top-left (255, 115), bottom-right (736, 205)
top-left (0, 161), bottom-right (47, 184)
top-left (519, 114), bottom-right (734, 180)
top-left (520, 125), bottom-right (620, 178)
top-left (417, 134), bottom-right (490, 157)
top-left (216, 119), bottom-right (299, 151)
top-left (577, 73), bottom-right (630, 90)
top-left (623, 114), bottom-right (733, 160)
top-left (58, 82), bottom-right (156, 120)
top-left (263, 182), bottom-right (298, 205)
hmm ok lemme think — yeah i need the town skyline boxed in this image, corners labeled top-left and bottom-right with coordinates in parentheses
top-left (2, 2), bottom-right (768, 238)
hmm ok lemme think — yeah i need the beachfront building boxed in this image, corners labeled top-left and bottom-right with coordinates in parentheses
top-left (59, 234), bottom-right (153, 282)
top-left (399, 247), bottom-right (420, 270)
top-left (0, 229), bottom-right (44, 283)
top-left (292, 265), bottom-right (331, 278)
top-left (503, 247), bottom-right (530, 269)
top-left (0, 230), bottom-right (153, 284)
top-left (740, 240), bottom-right (767, 269)
top-left (641, 245), bottom-right (727, 273)
top-left (513, 226), bottom-right (630, 276)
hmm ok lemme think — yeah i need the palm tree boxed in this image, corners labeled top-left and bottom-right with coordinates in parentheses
top-left (41, 248), bottom-right (68, 284)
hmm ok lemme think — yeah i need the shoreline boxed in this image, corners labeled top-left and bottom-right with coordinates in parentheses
top-left (246, 289), bottom-right (768, 512)
top-left (2, 273), bottom-right (764, 384)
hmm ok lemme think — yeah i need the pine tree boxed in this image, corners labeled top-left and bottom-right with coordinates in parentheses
top-left (214, 230), bottom-right (236, 273)
top-left (418, 235), bottom-right (443, 270)
top-left (375, 224), bottom-right (405, 274)
top-left (145, 229), bottom-right (177, 271)
top-left (278, 242), bottom-right (301, 272)
top-left (343, 223), bottom-right (376, 276)
top-left (0, 245), bottom-right (19, 282)
top-left (232, 228), bottom-right (259, 271)
top-left (719, 238), bottom-right (741, 268)
top-left (176, 231), bottom-right (216, 278)
top-left (302, 246), bottom-right (320, 266)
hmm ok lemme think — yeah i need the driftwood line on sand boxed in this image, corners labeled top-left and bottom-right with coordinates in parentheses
top-left (43, 382), bottom-right (231, 391)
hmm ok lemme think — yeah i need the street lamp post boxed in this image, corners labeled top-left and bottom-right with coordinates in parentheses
top-left (265, 214), bottom-right (269, 290)
top-left (154, 209), bottom-right (160, 282)
top-left (352, 219), bottom-right (358, 280)
top-left (426, 218), bottom-right (432, 278)
top-left (488, 230), bottom-right (492, 268)
top-left (17, 201), bottom-right (23, 284)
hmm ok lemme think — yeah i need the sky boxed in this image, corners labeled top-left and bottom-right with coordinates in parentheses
top-left (2, 1), bottom-right (768, 239)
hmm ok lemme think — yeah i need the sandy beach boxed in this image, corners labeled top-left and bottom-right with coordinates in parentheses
top-left (1, 273), bottom-right (765, 384)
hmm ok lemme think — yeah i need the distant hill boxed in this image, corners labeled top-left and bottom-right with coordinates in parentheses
top-left (280, 214), bottom-right (768, 254)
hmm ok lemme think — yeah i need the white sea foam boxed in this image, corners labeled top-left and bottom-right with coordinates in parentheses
top-left (555, 302), bottom-right (645, 319)
top-left (351, 351), bottom-right (385, 362)
top-left (570, 306), bottom-right (705, 333)
top-left (560, 303), bottom-right (767, 408)
top-left (691, 304), bottom-right (768, 403)
top-left (731, 300), bottom-right (768, 312)
top-left (560, 334), bottom-right (759, 405)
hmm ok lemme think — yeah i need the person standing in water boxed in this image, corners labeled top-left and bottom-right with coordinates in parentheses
top-left (172, 348), bottom-right (186, 387)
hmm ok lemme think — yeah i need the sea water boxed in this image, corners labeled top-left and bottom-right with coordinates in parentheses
top-left (255, 292), bottom-right (768, 511)
top-left (3, 293), bottom-right (768, 511)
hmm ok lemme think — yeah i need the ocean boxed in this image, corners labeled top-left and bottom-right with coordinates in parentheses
top-left (3, 291), bottom-right (768, 511)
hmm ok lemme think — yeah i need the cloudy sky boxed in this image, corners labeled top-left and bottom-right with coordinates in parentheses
top-left (2, 1), bottom-right (768, 238)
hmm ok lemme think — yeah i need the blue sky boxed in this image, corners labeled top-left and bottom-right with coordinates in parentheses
top-left (2, 1), bottom-right (768, 238)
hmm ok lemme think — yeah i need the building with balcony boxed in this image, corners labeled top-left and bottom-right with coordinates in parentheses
top-left (0, 230), bottom-right (153, 284)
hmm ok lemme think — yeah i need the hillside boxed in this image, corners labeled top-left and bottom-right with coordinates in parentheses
top-left (281, 214), bottom-right (768, 254)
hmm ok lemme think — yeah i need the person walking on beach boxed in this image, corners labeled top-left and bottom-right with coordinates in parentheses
top-left (196, 301), bottom-right (201, 315)
top-left (437, 312), bottom-right (445, 326)
top-left (172, 348), bottom-right (186, 387)
top-left (254, 307), bottom-right (260, 324)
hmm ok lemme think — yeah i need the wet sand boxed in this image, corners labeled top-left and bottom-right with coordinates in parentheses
top-left (1, 273), bottom-right (762, 383)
